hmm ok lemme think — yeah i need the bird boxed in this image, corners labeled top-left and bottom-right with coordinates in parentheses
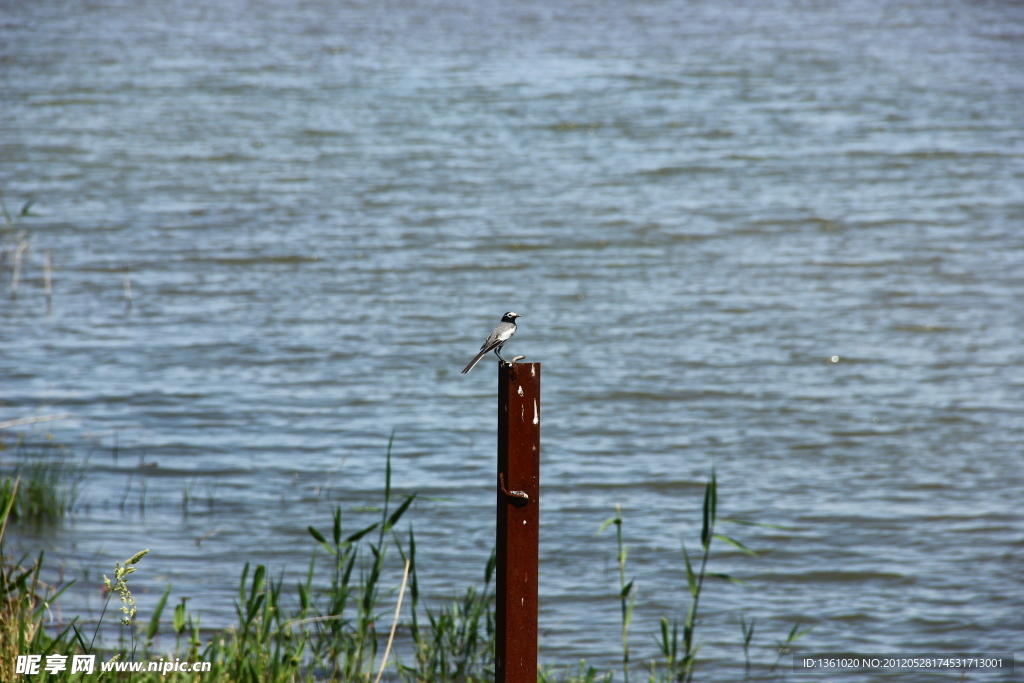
top-left (461, 312), bottom-right (522, 374)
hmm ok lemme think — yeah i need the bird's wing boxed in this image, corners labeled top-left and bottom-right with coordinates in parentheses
top-left (481, 322), bottom-right (515, 350)
top-left (462, 322), bottom-right (516, 374)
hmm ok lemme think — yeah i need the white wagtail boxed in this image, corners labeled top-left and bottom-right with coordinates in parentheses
top-left (461, 312), bottom-right (522, 374)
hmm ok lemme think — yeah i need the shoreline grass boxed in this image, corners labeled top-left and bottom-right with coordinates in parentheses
top-left (1, 438), bottom-right (808, 682)
top-left (0, 436), bottom-right (83, 527)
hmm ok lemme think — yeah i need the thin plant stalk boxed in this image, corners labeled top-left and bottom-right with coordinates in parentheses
top-left (43, 250), bottom-right (52, 309)
top-left (374, 557), bottom-right (411, 683)
top-left (599, 503), bottom-right (636, 683)
top-left (123, 265), bottom-right (132, 311)
top-left (11, 241), bottom-right (27, 299)
top-left (740, 614), bottom-right (755, 676)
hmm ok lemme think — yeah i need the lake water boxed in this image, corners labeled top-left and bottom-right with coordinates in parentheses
top-left (2, 0), bottom-right (1023, 678)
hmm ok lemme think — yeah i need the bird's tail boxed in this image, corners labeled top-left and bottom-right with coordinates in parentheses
top-left (461, 349), bottom-right (489, 374)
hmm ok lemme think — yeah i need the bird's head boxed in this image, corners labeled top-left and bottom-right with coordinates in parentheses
top-left (501, 312), bottom-right (522, 322)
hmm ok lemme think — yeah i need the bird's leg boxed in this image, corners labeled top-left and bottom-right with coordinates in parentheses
top-left (494, 344), bottom-right (509, 364)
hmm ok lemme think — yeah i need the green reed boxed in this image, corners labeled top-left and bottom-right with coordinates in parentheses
top-left (650, 469), bottom-right (759, 682)
top-left (0, 437), bottom-right (83, 526)
top-left (598, 504), bottom-right (636, 683)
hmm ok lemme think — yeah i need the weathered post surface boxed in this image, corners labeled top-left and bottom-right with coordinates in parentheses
top-left (495, 362), bottom-right (540, 683)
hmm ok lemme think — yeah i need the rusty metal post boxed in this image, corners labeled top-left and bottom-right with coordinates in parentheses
top-left (496, 362), bottom-right (540, 683)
